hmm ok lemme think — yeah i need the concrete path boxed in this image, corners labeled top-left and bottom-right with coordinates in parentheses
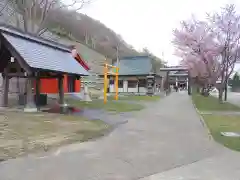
top-left (140, 150), bottom-right (240, 180)
top-left (0, 92), bottom-right (239, 180)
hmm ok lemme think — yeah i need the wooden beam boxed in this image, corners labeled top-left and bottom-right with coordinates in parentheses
top-left (1, 67), bottom-right (9, 107)
top-left (35, 75), bottom-right (41, 110)
top-left (7, 72), bottom-right (26, 77)
top-left (58, 75), bottom-right (65, 113)
top-left (5, 72), bottom-right (63, 79)
top-left (39, 75), bottom-right (61, 79)
top-left (2, 75), bottom-right (9, 107)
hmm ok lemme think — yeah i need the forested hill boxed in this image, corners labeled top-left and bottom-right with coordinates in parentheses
top-left (48, 10), bottom-right (165, 69)
top-left (0, 0), bottom-right (164, 71)
top-left (45, 10), bottom-right (139, 59)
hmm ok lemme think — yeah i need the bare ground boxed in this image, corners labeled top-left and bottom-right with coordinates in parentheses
top-left (0, 111), bottom-right (109, 161)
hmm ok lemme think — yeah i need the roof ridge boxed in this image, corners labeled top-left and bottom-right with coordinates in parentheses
top-left (0, 23), bottom-right (71, 52)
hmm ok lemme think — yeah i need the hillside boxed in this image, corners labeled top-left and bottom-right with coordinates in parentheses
top-left (46, 10), bottom-right (140, 59)
top-left (47, 10), bottom-right (165, 73)
top-left (0, 0), bottom-right (164, 74)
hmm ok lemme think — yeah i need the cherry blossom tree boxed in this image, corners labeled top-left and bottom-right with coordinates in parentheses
top-left (173, 4), bottom-right (240, 101)
top-left (207, 4), bottom-right (240, 101)
top-left (173, 17), bottom-right (221, 95)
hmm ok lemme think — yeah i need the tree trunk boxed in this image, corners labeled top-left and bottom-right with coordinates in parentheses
top-left (200, 87), bottom-right (204, 95)
top-left (0, 74), bottom-right (9, 107)
top-left (196, 86), bottom-right (200, 93)
top-left (218, 88), bottom-right (224, 103)
top-left (224, 83), bottom-right (228, 101)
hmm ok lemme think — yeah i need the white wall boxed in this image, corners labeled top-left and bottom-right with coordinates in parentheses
top-left (118, 88), bottom-right (124, 93)
top-left (109, 84), bottom-right (124, 93)
top-left (109, 77), bottom-right (147, 94)
top-left (139, 87), bottom-right (147, 93)
top-left (123, 80), bottom-right (128, 92)
top-left (128, 87), bottom-right (138, 93)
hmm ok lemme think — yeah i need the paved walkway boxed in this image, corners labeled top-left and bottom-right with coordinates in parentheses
top-left (0, 92), bottom-right (239, 180)
top-left (140, 150), bottom-right (240, 180)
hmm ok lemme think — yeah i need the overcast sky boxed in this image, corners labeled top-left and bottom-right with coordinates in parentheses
top-left (77, 0), bottom-right (239, 66)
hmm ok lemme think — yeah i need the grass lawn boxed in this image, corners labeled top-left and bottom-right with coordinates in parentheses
top-left (0, 111), bottom-right (109, 160)
top-left (202, 114), bottom-right (240, 151)
top-left (109, 95), bottom-right (160, 102)
top-left (67, 99), bottom-right (145, 112)
top-left (192, 93), bottom-right (240, 111)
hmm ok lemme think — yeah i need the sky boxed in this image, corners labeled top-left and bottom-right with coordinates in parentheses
top-left (74, 0), bottom-right (239, 66)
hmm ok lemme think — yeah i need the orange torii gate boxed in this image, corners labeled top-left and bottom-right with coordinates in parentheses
top-left (103, 61), bottom-right (119, 104)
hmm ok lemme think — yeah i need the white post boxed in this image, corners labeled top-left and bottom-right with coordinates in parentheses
top-left (123, 80), bottom-right (128, 92)
top-left (161, 76), bottom-right (164, 92)
top-left (83, 84), bottom-right (92, 102)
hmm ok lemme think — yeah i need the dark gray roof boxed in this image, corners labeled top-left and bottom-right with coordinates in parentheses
top-left (0, 25), bottom-right (89, 76)
top-left (112, 56), bottom-right (153, 75)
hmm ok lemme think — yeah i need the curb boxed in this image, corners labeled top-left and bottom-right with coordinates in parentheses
top-left (191, 98), bottom-right (213, 140)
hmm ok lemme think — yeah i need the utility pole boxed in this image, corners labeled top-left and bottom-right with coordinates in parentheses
top-left (113, 43), bottom-right (120, 66)
top-left (116, 43), bottom-right (119, 67)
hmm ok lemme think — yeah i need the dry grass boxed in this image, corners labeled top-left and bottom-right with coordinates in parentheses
top-left (0, 111), bottom-right (109, 161)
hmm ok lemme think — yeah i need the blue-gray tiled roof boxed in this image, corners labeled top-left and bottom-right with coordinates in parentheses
top-left (0, 26), bottom-right (89, 76)
top-left (112, 56), bottom-right (153, 75)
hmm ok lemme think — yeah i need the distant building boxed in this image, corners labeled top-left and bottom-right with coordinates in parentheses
top-left (106, 56), bottom-right (161, 94)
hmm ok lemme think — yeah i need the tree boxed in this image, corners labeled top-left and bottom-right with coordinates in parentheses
top-left (173, 17), bottom-right (221, 95)
top-left (173, 4), bottom-right (240, 101)
top-left (207, 4), bottom-right (240, 101)
top-left (3, 0), bottom-right (91, 35)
